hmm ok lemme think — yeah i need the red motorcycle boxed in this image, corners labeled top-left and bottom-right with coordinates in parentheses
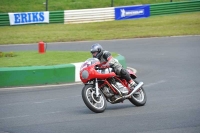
top-left (80, 58), bottom-right (147, 113)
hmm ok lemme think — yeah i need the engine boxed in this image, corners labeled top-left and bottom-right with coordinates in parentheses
top-left (102, 85), bottom-right (114, 98)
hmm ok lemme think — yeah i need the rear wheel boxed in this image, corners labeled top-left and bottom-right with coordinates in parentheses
top-left (82, 84), bottom-right (107, 113)
top-left (129, 80), bottom-right (147, 106)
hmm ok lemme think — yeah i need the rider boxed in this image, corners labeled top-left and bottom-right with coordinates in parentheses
top-left (90, 43), bottom-right (135, 89)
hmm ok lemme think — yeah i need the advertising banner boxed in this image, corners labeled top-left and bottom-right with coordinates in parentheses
top-left (115, 5), bottom-right (150, 20)
top-left (9, 11), bottom-right (49, 25)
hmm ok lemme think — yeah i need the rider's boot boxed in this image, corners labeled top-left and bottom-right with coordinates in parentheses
top-left (129, 80), bottom-right (140, 97)
top-left (129, 80), bottom-right (135, 89)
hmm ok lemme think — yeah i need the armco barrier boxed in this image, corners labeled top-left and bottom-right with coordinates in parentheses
top-left (150, 0), bottom-right (200, 16)
top-left (64, 7), bottom-right (114, 24)
top-left (0, 54), bottom-right (126, 88)
top-left (50, 11), bottom-right (64, 23)
top-left (0, 13), bottom-right (9, 26)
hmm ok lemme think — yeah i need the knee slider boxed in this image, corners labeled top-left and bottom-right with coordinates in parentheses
top-left (120, 68), bottom-right (131, 82)
top-left (120, 69), bottom-right (127, 76)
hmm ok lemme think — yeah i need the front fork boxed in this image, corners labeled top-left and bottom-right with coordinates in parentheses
top-left (94, 78), bottom-right (100, 97)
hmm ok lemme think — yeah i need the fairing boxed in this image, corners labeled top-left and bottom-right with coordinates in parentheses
top-left (80, 58), bottom-right (116, 83)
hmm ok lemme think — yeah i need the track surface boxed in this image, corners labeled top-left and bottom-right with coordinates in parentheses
top-left (0, 36), bottom-right (200, 133)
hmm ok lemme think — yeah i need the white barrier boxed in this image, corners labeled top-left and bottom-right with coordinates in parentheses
top-left (64, 7), bottom-right (115, 24)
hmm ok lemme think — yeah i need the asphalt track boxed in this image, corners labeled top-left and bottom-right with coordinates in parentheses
top-left (0, 36), bottom-right (200, 133)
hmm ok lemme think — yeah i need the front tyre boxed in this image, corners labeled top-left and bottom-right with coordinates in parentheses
top-left (129, 80), bottom-right (147, 106)
top-left (82, 84), bottom-right (107, 113)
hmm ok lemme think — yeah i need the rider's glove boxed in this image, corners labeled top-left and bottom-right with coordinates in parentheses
top-left (99, 63), bottom-right (110, 69)
top-left (100, 65), bottom-right (109, 69)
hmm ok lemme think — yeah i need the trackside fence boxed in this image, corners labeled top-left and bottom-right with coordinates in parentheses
top-left (50, 11), bottom-right (64, 23)
top-left (150, 0), bottom-right (200, 16)
top-left (0, 13), bottom-right (9, 26)
top-left (64, 7), bottom-right (114, 24)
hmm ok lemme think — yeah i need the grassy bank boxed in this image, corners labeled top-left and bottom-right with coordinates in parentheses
top-left (0, 0), bottom-right (185, 13)
top-left (0, 51), bottom-right (118, 67)
top-left (0, 12), bottom-right (199, 45)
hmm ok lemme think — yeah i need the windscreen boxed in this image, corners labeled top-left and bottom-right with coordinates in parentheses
top-left (80, 58), bottom-right (100, 70)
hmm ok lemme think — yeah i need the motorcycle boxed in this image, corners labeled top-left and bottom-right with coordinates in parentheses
top-left (80, 58), bottom-right (147, 113)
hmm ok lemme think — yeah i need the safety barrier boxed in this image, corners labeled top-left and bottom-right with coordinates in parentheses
top-left (0, 54), bottom-right (126, 88)
top-left (0, 13), bottom-right (9, 26)
top-left (0, 64), bottom-right (75, 87)
top-left (150, 0), bottom-right (200, 16)
top-left (0, 1), bottom-right (199, 26)
top-left (64, 7), bottom-right (114, 24)
top-left (50, 11), bottom-right (64, 23)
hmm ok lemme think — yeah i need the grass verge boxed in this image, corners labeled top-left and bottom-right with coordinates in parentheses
top-left (0, 12), bottom-right (199, 45)
top-left (0, 51), bottom-right (118, 67)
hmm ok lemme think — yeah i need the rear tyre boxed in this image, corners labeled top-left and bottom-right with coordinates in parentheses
top-left (129, 80), bottom-right (147, 106)
top-left (82, 84), bottom-right (107, 113)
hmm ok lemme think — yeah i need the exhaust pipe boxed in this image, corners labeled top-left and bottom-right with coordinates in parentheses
top-left (124, 82), bottom-right (144, 98)
top-left (111, 84), bottom-right (123, 96)
top-left (109, 82), bottom-right (144, 103)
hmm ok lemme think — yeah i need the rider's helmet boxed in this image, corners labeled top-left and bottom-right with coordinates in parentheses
top-left (90, 43), bottom-right (103, 59)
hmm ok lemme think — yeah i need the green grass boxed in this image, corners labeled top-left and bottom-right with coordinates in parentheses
top-left (0, 0), bottom-right (185, 13)
top-left (0, 0), bottom-right (199, 67)
top-left (0, 51), bottom-right (118, 67)
top-left (0, 12), bottom-right (200, 45)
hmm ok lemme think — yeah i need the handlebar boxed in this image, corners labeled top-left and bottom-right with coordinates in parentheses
top-left (95, 65), bottom-right (112, 73)
top-left (95, 65), bottom-right (101, 70)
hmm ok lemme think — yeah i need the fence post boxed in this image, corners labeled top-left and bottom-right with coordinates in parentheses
top-left (46, 0), bottom-right (48, 11)
top-left (111, 0), bottom-right (114, 7)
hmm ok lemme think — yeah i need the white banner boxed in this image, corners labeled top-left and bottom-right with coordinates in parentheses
top-left (8, 11), bottom-right (49, 25)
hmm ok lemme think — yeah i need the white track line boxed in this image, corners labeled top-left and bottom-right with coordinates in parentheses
top-left (0, 82), bottom-right (82, 91)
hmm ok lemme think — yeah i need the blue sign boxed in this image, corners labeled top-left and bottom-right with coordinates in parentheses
top-left (115, 5), bottom-right (150, 20)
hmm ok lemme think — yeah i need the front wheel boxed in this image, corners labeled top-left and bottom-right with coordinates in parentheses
top-left (82, 84), bottom-right (107, 113)
top-left (129, 80), bottom-right (147, 106)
